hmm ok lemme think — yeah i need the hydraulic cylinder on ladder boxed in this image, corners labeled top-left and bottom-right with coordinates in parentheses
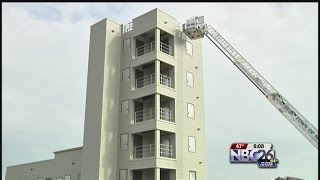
top-left (182, 16), bottom-right (318, 149)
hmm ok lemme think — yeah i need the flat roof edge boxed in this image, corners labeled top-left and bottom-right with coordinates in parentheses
top-left (90, 18), bottom-right (122, 27)
top-left (132, 8), bottom-right (177, 21)
top-left (54, 146), bottom-right (83, 154)
top-left (156, 8), bottom-right (177, 20)
top-left (7, 159), bottom-right (54, 168)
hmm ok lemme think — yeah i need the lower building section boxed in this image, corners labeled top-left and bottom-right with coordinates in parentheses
top-left (5, 147), bottom-right (82, 180)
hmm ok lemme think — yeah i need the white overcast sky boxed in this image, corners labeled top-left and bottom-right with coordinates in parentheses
top-left (2, 3), bottom-right (318, 180)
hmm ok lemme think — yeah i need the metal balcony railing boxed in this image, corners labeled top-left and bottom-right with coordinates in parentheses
top-left (124, 22), bottom-right (132, 33)
top-left (133, 144), bottom-right (155, 159)
top-left (160, 74), bottom-right (173, 88)
top-left (160, 42), bottom-right (173, 56)
top-left (134, 108), bottom-right (155, 123)
top-left (176, 21), bottom-right (183, 31)
top-left (135, 42), bottom-right (155, 57)
top-left (160, 144), bottom-right (174, 158)
top-left (135, 74), bottom-right (155, 89)
top-left (160, 108), bottom-right (173, 121)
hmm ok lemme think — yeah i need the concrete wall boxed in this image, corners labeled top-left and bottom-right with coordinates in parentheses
top-left (80, 18), bottom-right (121, 180)
top-left (80, 18), bottom-right (107, 180)
top-left (174, 18), bottom-right (208, 179)
top-left (6, 147), bottom-right (82, 180)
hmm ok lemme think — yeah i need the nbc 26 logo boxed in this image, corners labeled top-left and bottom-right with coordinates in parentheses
top-left (230, 143), bottom-right (279, 168)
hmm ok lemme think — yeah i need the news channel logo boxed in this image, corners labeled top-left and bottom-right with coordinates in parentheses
top-left (230, 142), bottom-right (279, 168)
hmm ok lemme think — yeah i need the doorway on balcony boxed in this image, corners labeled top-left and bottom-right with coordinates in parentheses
top-left (134, 62), bottom-right (155, 89)
top-left (132, 131), bottom-right (155, 159)
top-left (133, 95), bottom-right (155, 124)
top-left (160, 95), bottom-right (175, 122)
top-left (134, 30), bottom-right (155, 58)
top-left (132, 168), bottom-right (154, 180)
top-left (160, 168), bottom-right (176, 180)
top-left (160, 62), bottom-right (175, 88)
top-left (160, 30), bottom-right (174, 56)
top-left (160, 131), bottom-right (175, 158)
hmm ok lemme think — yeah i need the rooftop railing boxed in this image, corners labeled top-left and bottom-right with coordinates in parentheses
top-left (176, 21), bottom-right (183, 31)
top-left (124, 22), bottom-right (133, 33)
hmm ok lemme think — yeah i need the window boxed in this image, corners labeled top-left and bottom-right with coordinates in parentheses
top-left (45, 178), bottom-right (52, 180)
top-left (121, 100), bottom-right (129, 115)
top-left (120, 134), bottom-right (128, 150)
top-left (186, 72), bottom-right (194, 87)
top-left (119, 169), bottom-right (128, 180)
top-left (37, 178), bottom-right (43, 180)
top-left (187, 103), bottom-right (195, 119)
top-left (188, 136), bottom-right (196, 152)
top-left (56, 178), bottom-right (63, 180)
top-left (123, 38), bottom-right (131, 52)
top-left (65, 175), bottom-right (71, 180)
top-left (122, 68), bottom-right (130, 83)
top-left (78, 173), bottom-right (81, 180)
top-left (189, 171), bottom-right (196, 180)
top-left (186, 41), bottom-right (193, 56)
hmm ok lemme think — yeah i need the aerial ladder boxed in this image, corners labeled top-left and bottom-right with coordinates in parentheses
top-left (182, 16), bottom-right (318, 149)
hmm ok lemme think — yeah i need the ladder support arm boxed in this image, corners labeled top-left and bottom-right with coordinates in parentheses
top-left (197, 24), bottom-right (318, 149)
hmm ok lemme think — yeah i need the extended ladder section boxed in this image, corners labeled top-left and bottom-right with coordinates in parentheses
top-left (183, 16), bottom-right (318, 149)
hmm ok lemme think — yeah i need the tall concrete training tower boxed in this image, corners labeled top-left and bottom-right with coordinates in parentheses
top-left (5, 8), bottom-right (208, 180)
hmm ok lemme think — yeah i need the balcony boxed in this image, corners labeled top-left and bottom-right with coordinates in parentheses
top-left (134, 62), bottom-right (155, 90)
top-left (133, 29), bottom-right (174, 59)
top-left (135, 42), bottom-right (155, 57)
top-left (160, 29), bottom-right (174, 57)
top-left (160, 144), bottom-right (174, 158)
top-left (134, 30), bottom-right (155, 58)
top-left (160, 42), bottom-right (173, 56)
top-left (134, 73), bottom-right (172, 89)
top-left (132, 131), bottom-right (155, 159)
top-left (160, 95), bottom-right (175, 122)
top-left (134, 108), bottom-right (155, 123)
top-left (135, 73), bottom-right (155, 89)
top-left (133, 95), bottom-right (155, 124)
top-left (160, 131), bottom-right (176, 158)
top-left (132, 144), bottom-right (174, 159)
top-left (160, 61), bottom-right (175, 88)
top-left (160, 107), bottom-right (173, 122)
top-left (133, 144), bottom-right (155, 159)
top-left (135, 41), bottom-right (173, 57)
top-left (132, 94), bottom-right (175, 124)
top-left (131, 130), bottom-right (175, 160)
top-left (160, 73), bottom-right (172, 88)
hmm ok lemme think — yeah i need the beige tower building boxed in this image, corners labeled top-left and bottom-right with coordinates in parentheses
top-left (6, 8), bottom-right (208, 180)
